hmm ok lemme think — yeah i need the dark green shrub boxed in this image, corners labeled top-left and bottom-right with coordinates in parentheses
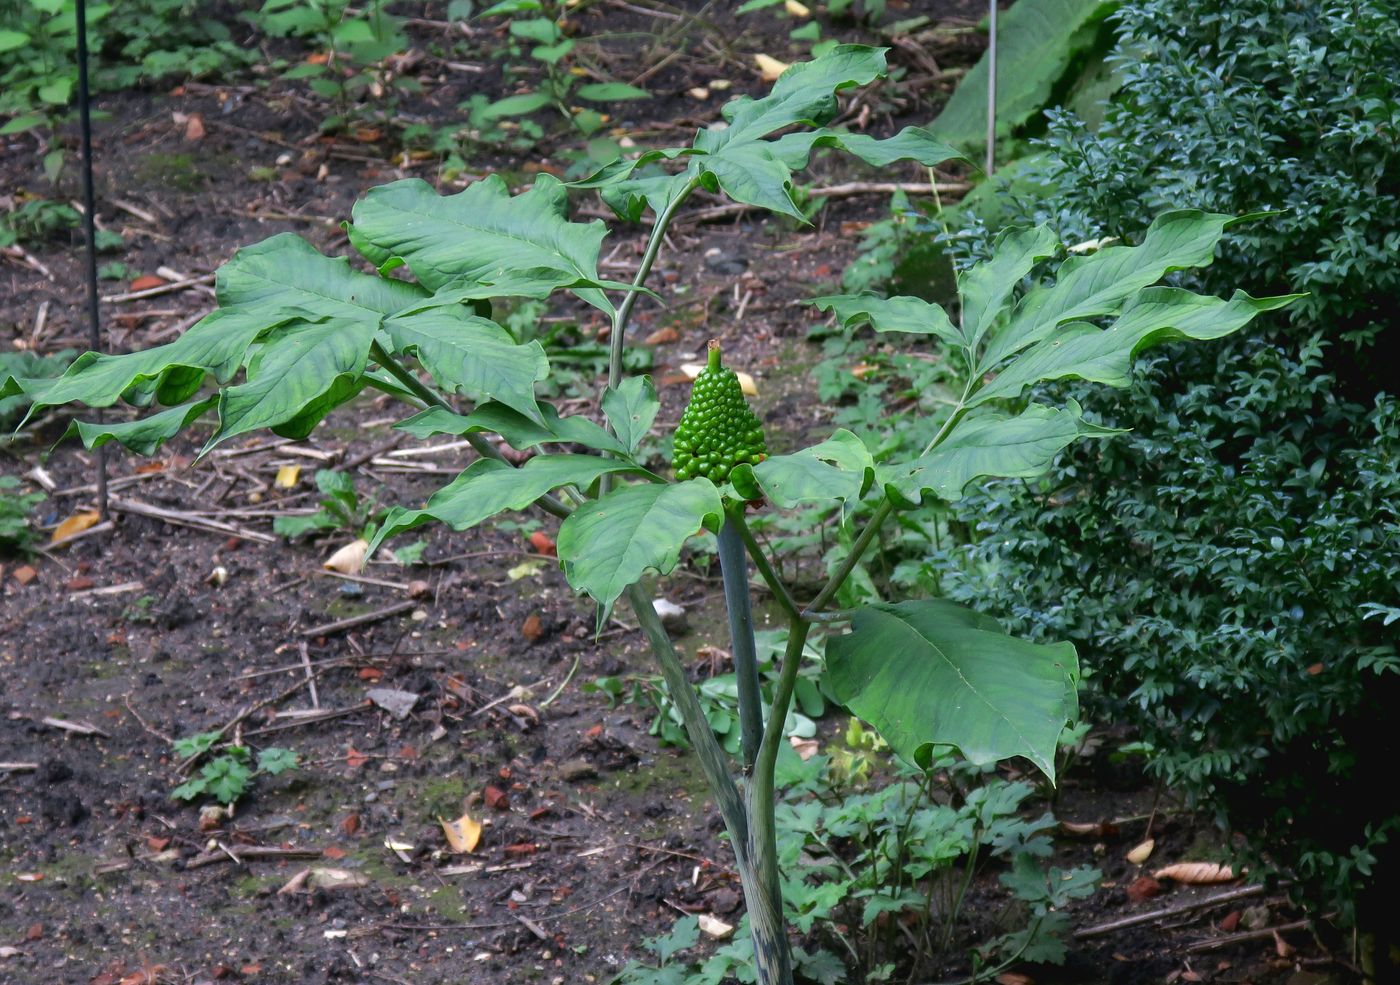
top-left (899, 0), bottom-right (1400, 927)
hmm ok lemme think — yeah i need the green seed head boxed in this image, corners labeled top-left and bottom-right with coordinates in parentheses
top-left (672, 339), bottom-right (766, 484)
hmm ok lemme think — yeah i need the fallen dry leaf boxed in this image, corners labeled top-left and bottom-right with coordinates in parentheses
top-left (484, 785), bottom-right (510, 811)
top-left (995, 973), bottom-right (1034, 985)
top-left (522, 613), bottom-right (544, 643)
top-left (528, 530), bottom-right (557, 556)
top-left (307, 867), bottom-right (369, 891)
top-left (323, 538), bottom-right (368, 574)
top-left (12, 565), bottom-right (37, 585)
top-left (644, 325), bottom-right (680, 345)
top-left (130, 274), bottom-right (166, 292)
top-left (698, 913), bottom-right (734, 939)
top-left (1126, 838), bottom-right (1155, 865)
top-left (274, 464), bottom-right (301, 488)
top-left (51, 510), bottom-right (101, 543)
top-left (1152, 862), bottom-right (1236, 884)
top-left (1125, 875), bottom-right (1162, 903)
top-left (184, 112), bottom-right (205, 141)
top-left (754, 53), bottom-right (790, 82)
top-left (784, 0), bottom-right (810, 15)
top-left (441, 812), bottom-right (482, 853)
top-left (789, 735), bottom-right (819, 760)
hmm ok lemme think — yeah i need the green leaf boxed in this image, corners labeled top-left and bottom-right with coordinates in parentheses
top-left (257, 748), bottom-right (298, 775)
top-left (958, 224), bottom-right (1061, 350)
top-left (576, 82), bottom-right (651, 101)
top-left (67, 397), bottom-right (217, 455)
top-left (0, 30), bottom-right (30, 52)
top-left (879, 403), bottom-right (1117, 506)
top-left (395, 402), bottom-right (629, 456)
top-left (202, 756), bottom-right (253, 805)
top-left (810, 292), bottom-right (962, 349)
top-left (273, 511), bottom-right (339, 540)
top-left (557, 479), bottom-right (724, 616)
top-left (931, 0), bottom-right (1119, 152)
top-left (979, 210), bottom-right (1242, 372)
top-left (205, 317), bottom-right (375, 452)
top-left (22, 307), bottom-right (283, 415)
top-left (970, 287), bottom-right (1301, 406)
top-left (382, 307), bottom-right (548, 423)
top-left (602, 376), bottom-right (659, 454)
top-left (476, 91), bottom-right (552, 119)
top-left (348, 175), bottom-right (615, 311)
top-left (771, 126), bottom-right (964, 171)
top-left (825, 600), bottom-right (1080, 779)
top-left (741, 429), bottom-right (875, 509)
top-left (217, 232), bottom-right (425, 317)
top-left (368, 455), bottom-right (639, 554)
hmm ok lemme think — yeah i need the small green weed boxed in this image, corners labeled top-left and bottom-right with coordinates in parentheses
top-left (0, 476), bottom-right (45, 555)
top-left (170, 731), bottom-right (299, 806)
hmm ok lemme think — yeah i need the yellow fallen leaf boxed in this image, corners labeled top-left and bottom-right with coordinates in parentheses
top-left (51, 510), bottom-right (100, 543)
top-left (1125, 838), bottom-right (1155, 865)
top-left (785, 0), bottom-right (810, 15)
top-left (754, 54), bottom-right (790, 82)
top-left (1152, 861), bottom-right (1236, 884)
top-left (698, 913), bottom-right (734, 939)
top-left (275, 464), bottom-right (301, 489)
top-left (441, 812), bottom-right (482, 853)
top-left (323, 538), bottom-right (368, 574)
top-left (507, 559), bottom-right (546, 581)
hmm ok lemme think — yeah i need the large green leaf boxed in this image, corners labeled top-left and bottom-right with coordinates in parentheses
top-left (979, 210), bottom-right (1242, 372)
top-left (368, 454), bottom-right (639, 554)
top-left (810, 293), bottom-right (963, 349)
top-left (557, 479), bottom-right (724, 615)
top-left (348, 174), bottom-right (615, 311)
top-left (204, 317), bottom-right (376, 452)
top-left (381, 307), bottom-right (548, 424)
top-left (880, 403), bottom-right (1117, 506)
top-left (67, 398), bottom-right (217, 455)
top-left (969, 288), bottom-right (1301, 406)
top-left (959, 224), bottom-right (1060, 350)
top-left (931, 0), bottom-right (1119, 153)
top-left (826, 600), bottom-right (1080, 779)
top-left (735, 429), bottom-right (875, 510)
top-left (216, 232), bottom-right (426, 317)
top-left (21, 307), bottom-right (285, 415)
top-left (394, 402), bottom-right (629, 456)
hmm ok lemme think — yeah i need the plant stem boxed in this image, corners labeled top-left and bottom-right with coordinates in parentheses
top-left (805, 498), bottom-right (893, 614)
top-left (625, 582), bottom-right (748, 852)
top-left (730, 508), bottom-right (803, 624)
top-left (718, 510), bottom-right (764, 771)
top-left (606, 174), bottom-right (704, 389)
top-left (369, 340), bottom-right (571, 520)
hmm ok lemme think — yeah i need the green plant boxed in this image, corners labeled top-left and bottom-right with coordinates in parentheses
top-left (0, 197), bottom-right (79, 246)
top-left (0, 475), bottom-right (45, 554)
top-left (170, 731), bottom-right (299, 805)
top-left (899, 0), bottom-right (1400, 935)
top-left (3, 47), bottom-right (1288, 984)
top-left (273, 468), bottom-right (377, 540)
top-left (0, 348), bottom-right (75, 429)
top-left (249, 0), bottom-right (412, 132)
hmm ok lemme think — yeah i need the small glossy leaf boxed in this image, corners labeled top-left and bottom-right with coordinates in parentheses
top-left (810, 293), bottom-right (962, 349)
top-left (557, 479), bottom-right (724, 615)
top-left (826, 600), bottom-right (1080, 779)
top-left (602, 376), bottom-right (659, 454)
top-left (576, 82), bottom-right (651, 101)
top-left (395, 402), bottom-right (629, 456)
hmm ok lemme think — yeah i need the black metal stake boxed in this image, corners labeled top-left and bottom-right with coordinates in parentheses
top-left (75, 0), bottom-right (109, 519)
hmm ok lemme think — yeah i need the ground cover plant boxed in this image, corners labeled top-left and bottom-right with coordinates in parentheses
top-left (0, 42), bottom-right (1296, 982)
top-left (826, 0), bottom-right (1400, 969)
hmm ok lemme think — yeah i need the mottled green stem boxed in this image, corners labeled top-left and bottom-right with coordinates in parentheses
top-left (719, 509), bottom-right (763, 770)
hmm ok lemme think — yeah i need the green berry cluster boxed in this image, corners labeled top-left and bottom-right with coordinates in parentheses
top-left (673, 341), bottom-right (766, 483)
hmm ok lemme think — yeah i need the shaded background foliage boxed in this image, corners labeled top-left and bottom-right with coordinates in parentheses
top-left (920, 0), bottom-right (1400, 924)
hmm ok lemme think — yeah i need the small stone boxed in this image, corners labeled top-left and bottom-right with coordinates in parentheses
top-left (558, 758), bottom-right (598, 783)
top-left (652, 598), bottom-right (687, 634)
top-left (407, 579), bottom-right (431, 598)
top-left (367, 688), bottom-right (418, 720)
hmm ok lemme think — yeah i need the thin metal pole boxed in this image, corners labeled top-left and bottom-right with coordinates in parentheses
top-left (985, 0), bottom-right (998, 174)
top-left (75, 0), bottom-right (109, 519)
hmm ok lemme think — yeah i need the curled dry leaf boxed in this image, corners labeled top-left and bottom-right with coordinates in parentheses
top-left (1152, 862), bottom-right (1236, 884)
top-left (441, 811), bottom-right (482, 853)
top-left (698, 913), bottom-right (734, 939)
top-left (323, 538), bottom-right (368, 574)
top-left (51, 510), bottom-right (101, 543)
top-left (307, 867), bottom-right (369, 891)
top-left (754, 53), bottom-right (790, 82)
top-left (274, 464), bottom-right (301, 488)
top-left (1126, 838), bottom-right (1155, 865)
top-left (789, 735), bottom-right (820, 760)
